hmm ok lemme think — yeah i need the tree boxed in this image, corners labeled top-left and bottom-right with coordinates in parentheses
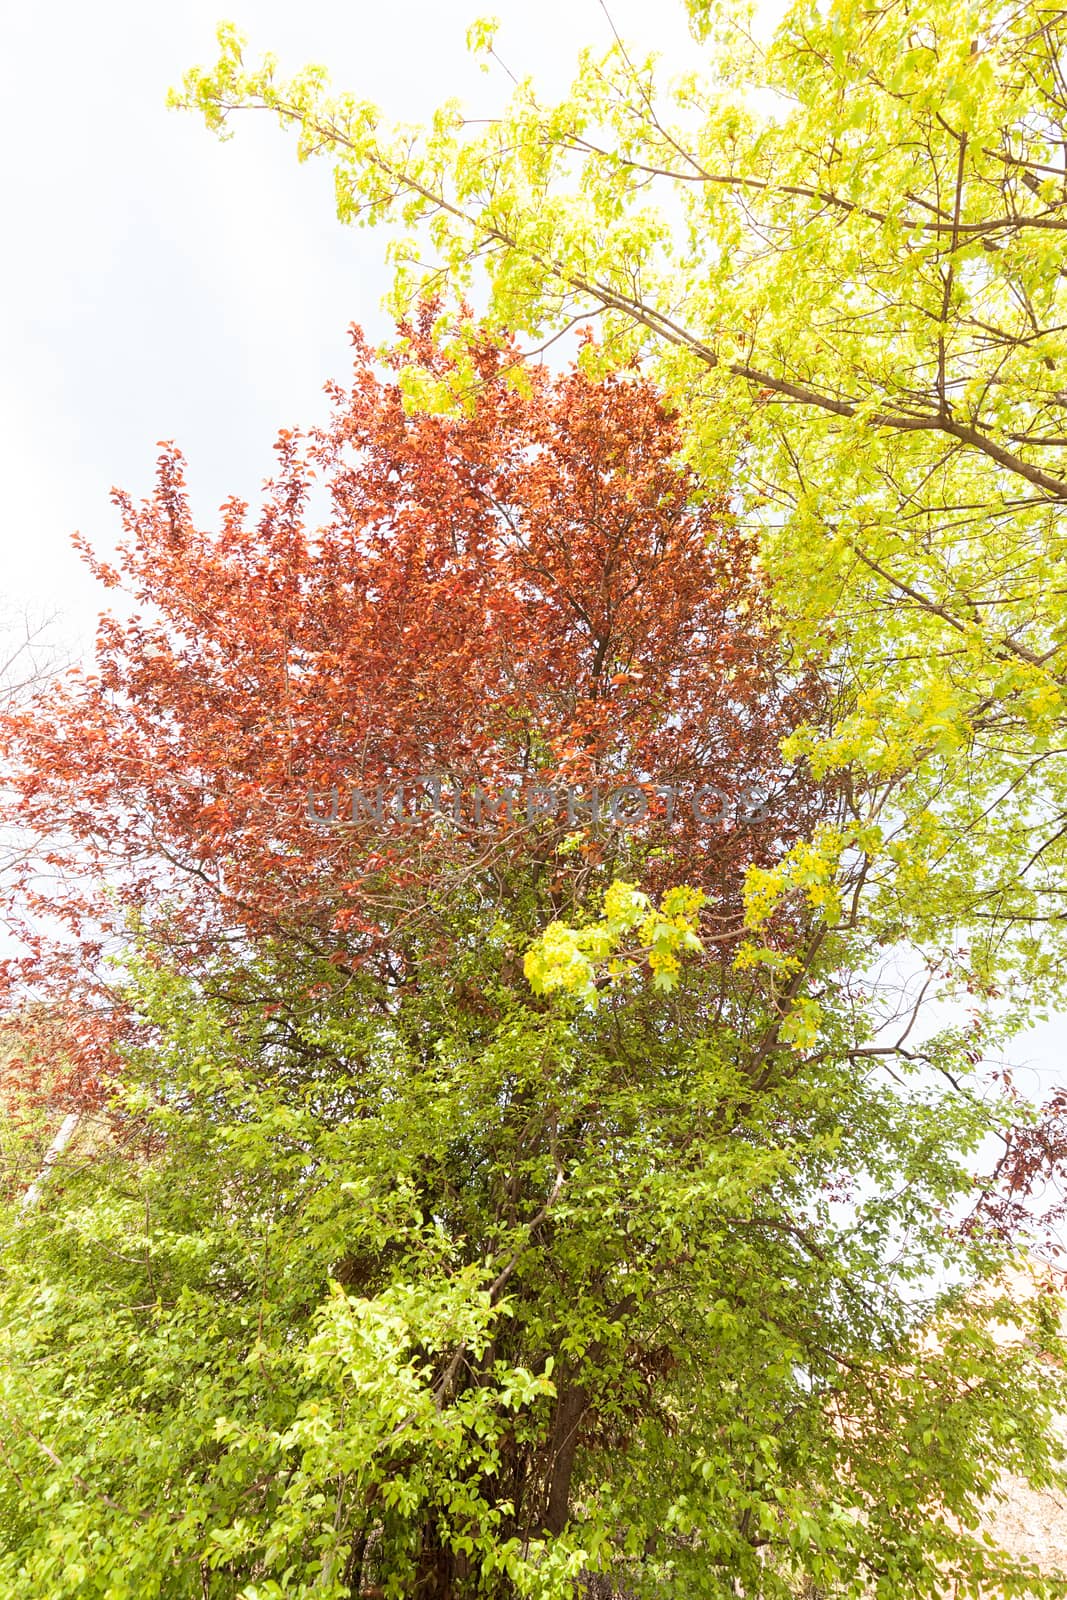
top-left (0, 610), bottom-right (85, 1183)
top-left (171, 0), bottom-right (1067, 1009)
top-left (0, 322), bottom-right (824, 1097)
top-left (0, 902), bottom-right (1064, 1599)
top-left (0, 331), bottom-right (1064, 1598)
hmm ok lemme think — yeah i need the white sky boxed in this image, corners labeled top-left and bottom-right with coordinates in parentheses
top-left (0, 0), bottom-right (1062, 1103)
top-left (0, 0), bottom-right (707, 622)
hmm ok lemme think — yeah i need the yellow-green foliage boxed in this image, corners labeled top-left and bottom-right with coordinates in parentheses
top-left (524, 881), bottom-right (707, 1003)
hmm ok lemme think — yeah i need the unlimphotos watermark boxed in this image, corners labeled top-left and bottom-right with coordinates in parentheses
top-left (305, 774), bottom-right (769, 832)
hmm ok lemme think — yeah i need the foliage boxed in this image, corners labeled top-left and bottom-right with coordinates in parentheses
top-left (525, 880), bottom-right (707, 1003)
top-left (0, 925), bottom-right (1064, 1598)
top-left (3, 50), bottom-right (1067, 1585)
top-left (171, 0), bottom-right (1067, 1001)
top-left (0, 327), bottom-right (824, 1098)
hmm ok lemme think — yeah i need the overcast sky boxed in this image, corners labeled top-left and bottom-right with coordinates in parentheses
top-left (1, 0), bottom-right (1062, 1098)
top-left (0, 0), bottom-right (709, 623)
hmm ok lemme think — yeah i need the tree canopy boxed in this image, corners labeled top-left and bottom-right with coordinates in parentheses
top-left (172, 0), bottom-right (1067, 999)
top-left (0, 330), bottom-right (1064, 1598)
top-left (0, 324), bottom-right (823, 1095)
top-left (1, 3), bottom-right (1067, 1595)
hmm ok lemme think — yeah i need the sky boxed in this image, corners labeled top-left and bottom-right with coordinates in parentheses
top-left (0, 0), bottom-right (1063, 1103)
top-left (0, 0), bottom-right (707, 623)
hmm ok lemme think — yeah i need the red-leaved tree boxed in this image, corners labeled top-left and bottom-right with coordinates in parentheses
top-left (0, 316), bottom-right (830, 1102)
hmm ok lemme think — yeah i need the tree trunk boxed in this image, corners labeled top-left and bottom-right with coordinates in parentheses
top-left (542, 1380), bottom-right (588, 1535)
